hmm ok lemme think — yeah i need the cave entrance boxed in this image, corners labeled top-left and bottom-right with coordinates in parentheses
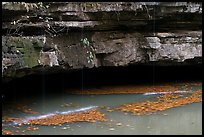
top-left (2, 64), bottom-right (202, 101)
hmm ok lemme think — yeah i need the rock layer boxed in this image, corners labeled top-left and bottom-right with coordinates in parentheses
top-left (2, 2), bottom-right (202, 80)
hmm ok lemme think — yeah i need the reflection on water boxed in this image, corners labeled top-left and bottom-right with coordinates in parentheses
top-left (2, 82), bottom-right (202, 135)
top-left (11, 106), bottom-right (98, 125)
top-left (143, 90), bottom-right (191, 95)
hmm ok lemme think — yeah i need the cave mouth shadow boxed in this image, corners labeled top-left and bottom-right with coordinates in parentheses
top-left (1, 64), bottom-right (202, 101)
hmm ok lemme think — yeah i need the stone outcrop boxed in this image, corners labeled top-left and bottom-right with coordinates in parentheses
top-left (2, 2), bottom-right (202, 80)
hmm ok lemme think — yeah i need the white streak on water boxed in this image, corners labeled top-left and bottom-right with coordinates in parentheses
top-left (56, 106), bottom-right (97, 114)
top-left (143, 90), bottom-right (191, 95)
top-left (12, 106), bottom-right (97, 125)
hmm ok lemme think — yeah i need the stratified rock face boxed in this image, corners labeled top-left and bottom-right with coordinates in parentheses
top-left (92, 32), bottom-right (147, 66)
top-left (2, 2), bottom-right (202, 80)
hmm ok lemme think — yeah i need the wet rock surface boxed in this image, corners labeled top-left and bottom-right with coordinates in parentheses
top-left (2, 2), bottom-right (202, 80)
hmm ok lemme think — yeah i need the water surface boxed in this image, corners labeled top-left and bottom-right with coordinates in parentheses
top-left (2, 83), bottom-right (202, 135)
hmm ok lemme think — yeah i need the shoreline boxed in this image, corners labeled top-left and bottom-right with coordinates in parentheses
top-left (66, 82), bottom-right (202, 95)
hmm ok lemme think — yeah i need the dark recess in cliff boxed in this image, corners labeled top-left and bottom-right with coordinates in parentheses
top-left (1, 64), bottom-right (202, 101)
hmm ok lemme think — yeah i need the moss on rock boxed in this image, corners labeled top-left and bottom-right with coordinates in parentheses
top-left (6, 37), bottom-right (44, 68)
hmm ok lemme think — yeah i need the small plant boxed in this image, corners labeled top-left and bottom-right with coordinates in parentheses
top-left (6, 2), bottom-right (54, 36)
top-left (80, 38), bottom-right (95, 64)
top-left (80, 38), bottom-right (90, 47)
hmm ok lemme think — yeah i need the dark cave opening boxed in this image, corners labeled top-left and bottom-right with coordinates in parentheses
top-left (1, 64), bottom-right (202, 102)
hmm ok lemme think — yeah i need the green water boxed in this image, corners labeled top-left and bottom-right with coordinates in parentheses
top-left (2, 84), bottom-right (202, 135)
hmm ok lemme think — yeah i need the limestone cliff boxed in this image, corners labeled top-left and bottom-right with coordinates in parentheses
top-left (2, 2), bottom-right (202, 80)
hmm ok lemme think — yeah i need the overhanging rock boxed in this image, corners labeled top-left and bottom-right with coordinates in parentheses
top-left (2, 2), bottom-right (202, 80)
